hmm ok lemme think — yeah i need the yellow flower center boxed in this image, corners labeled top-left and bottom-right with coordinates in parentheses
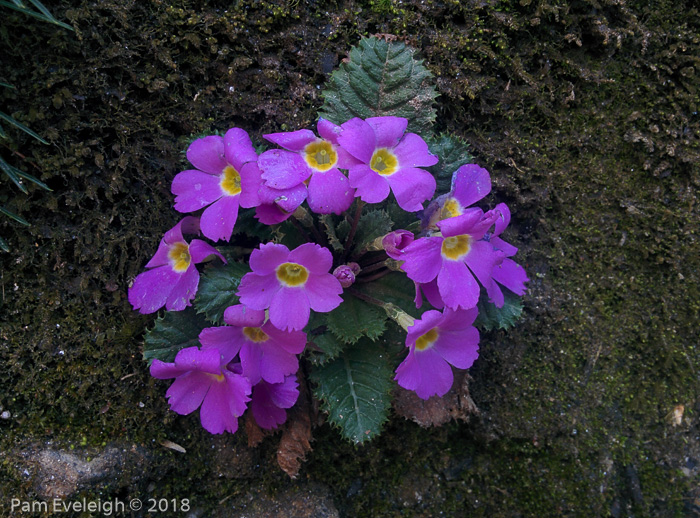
top-left (168, 242), bottom-right (191, 272)
top-left (220, 165), bottom-right (242, 195)
top-left (209, 373), bottom-right (225, 382)
top-left (415, 328), bottom-right (439, 351)
top-left (441, 198), bottom-right (463, 219)
top-left (304, 140), bottom-right (337, 171)
top-left (441, 234), bottom-right (471, 260)
top-left (370, 148), bottom-right (399, 176)
top-left (276, 262), bottom-right (309, 287)
top-left (242, 326), bottom-right (269, 343)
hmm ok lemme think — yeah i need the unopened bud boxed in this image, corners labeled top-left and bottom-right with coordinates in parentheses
top-left (333, 265), bottom-right (356, 288)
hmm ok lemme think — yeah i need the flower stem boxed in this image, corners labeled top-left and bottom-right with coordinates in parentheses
top-left (355, 268), bottom-right (392, 283)
top-left (341, 200), bottom-right (365, 262)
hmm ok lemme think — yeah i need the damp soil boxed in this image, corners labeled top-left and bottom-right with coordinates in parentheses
top-left (1, 0), bottom-right (699, 516)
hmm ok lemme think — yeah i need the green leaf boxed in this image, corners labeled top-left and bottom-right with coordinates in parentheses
top-left (194, 261), bottom-right (250, 324)
top-left (352, 271), bottom-right (420, 318)
top-left (351, 209), bottom-right (393, 256)
top-left (307, 330), bottom-right (346, 365)
top-left (320, 36), bottom-right (438, 134)
top-left (311, 340), bottom-right (394, 443)
top-left (426, 133), bottom-right (473, 194)
top-left (474, 290), bottom-right (524, 331)
top-left (0, 205), bottom-right (30, 226)
top-left (325, 294), bottom-right (387, 344)
top-left (143, 308), bottom-right (209, 365)
top-left (0, 111), bottom-right (49, 144)
top-left (0, 235), bottom-right (9, 252)
top-left (319, 214), bottom-right (344, 253)
top-left (0, 0), bottom-right (74, 30)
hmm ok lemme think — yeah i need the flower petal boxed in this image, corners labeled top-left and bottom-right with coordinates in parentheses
top-left (238, 162), bottom-right (263, 208)
top-left (199, 379), bottom-right (238, 434)
top-left (306, 168), bottom-right (355, 214)
top-left (200, 195), bottom-right (240, 242)
top-left (188, 239), bottom-right (225, 264)
top-left (165, 265), bottom-right (199, 311)
top-left (348, 164), bottom-right (390, 203)
top-left (401, 237), bottom-right (443, 284)
top-left (269, 287), bottom-right (310, 331)
top-left (165, 371), bottom-right (211, 415)
top-left (171, 170), bottom-right (224, 213)
top-left (223, 305), bottom-right (266, 327)
top-left (304, 274), bottom-right (343, 313)
top-left (263, 129), bottom-right (316, 151)
top-left (224, 127), bottom-right (258, 168)
top-left (249, 242), bottom-right (290, 275)
top-left (288, 243), bottom-right (332, 274)
top-left (451, 164), bottom-right (492, 208)
top-left (128, 265), bottom-right (179, 314)
top-left (366, 116), bottom-right (407, 148)
top-left (387, 166), bottom-right (436, 212)
top-left (492, 258), bottom-right (529, 296)
top-left (259, 149), bottom-right (311, 189)
top-left (435, 326), bottom-right (479, 369)
top-left (437, 259), bottom-right (479, 310)
top-left (187, 136), bottom-right (227, 175)
top-left (237, 272), bottom-right (280, 310)
top-left (393, 132), bottom-right (439, 167)
top-left (199, 326), bottom-right (244, 365)
top-left (338, 118), bottom-right (375, 163)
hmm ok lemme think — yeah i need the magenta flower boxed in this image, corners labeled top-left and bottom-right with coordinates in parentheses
top-left (128, 217), bottom-right (225, 314)
top-left (258, 119), bottom-right (358, 215)
top-left (250, 374), bottom-right (300, 429)
top-left (338, 116), bottom-right (438, 212)
top-left (395, 308), bottom-right (480, 400)
top-left (198, 304), bottom-right (307, 385)
top-left (254, 181), bottom-right (307, 225)
top-left (237, 243), bottom-right (343, 331)
top-left (485, 203), bottom-right (529, 306)
top-left (401, 208), bottom-right (504, 310)
top-left (422, 163), bottom-right (492, 230)
top-left (171, 128), bottom-right (262, 242)
top-left (382, 229), bottom-right (415, 260)
top-left (150, 347), bottom-right (252, 434)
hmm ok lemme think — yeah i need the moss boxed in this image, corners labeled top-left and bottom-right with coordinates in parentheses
top-left (1, 0), bottom-right (699, 516)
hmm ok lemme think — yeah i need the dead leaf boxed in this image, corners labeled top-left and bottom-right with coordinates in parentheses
top-left (277, 374), bottom-right (314, 478)
top-left (393, 371), bottom-right (479, 427)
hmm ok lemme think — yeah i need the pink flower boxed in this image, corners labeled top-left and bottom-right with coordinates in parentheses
top-left (250, 374), bottom-right (300, 429)
top-left (338, 116), bottom-right (438, 212)
top-left (237, 243), bottom-right (343, 331)
top-left (198, 304), bottom-right (307, 385)
top-left (395, 308), bottom-right (479, 400)
top-left (150, 347), bottom-right (252, 434)
top-left (258, 119), bottom-right (358, 215)
top-left (422, 163), bottom-right (492, 230)
top-left (485, 203), bottom-right (529, 306)
top-left (171, 129), bottom-right (262, 242)
top-left (401, 209), bottom-right (503, 310)
top-left (128, 217), bottom-right (225, 314)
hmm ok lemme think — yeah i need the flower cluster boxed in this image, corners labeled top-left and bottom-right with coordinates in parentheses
top-left (129, 115), bottom-right (528, 435)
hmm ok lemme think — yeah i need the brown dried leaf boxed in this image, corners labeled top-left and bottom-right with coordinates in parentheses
top-left (277, 376), bottom-right (314, 478)
top-left (393, 371), bottom-right (480, 428)
top-left (244, 412), bottom-right (266, 448)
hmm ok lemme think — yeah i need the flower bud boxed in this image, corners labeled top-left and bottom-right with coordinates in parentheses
top-left (382, 230), bottom-right (415, 260)
top-left (333, 265), bottom-right (356, 288)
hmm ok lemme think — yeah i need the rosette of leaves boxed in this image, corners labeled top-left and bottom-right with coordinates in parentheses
top-left (143, 36), bottom-right (523, 447)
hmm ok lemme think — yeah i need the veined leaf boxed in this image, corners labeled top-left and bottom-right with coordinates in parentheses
top-left (475, 290), bottom-right (524, 331)
top-left (194, 261), bottom-right (250, 324)
top-left (307, 331), bottom-right (346, 365)
top-left (319, 214), bottom-right (344, 253)
top-left (325, 294), bottom-right (387, 344)
top-left (311, 340), bottom-right (394, 444)
top-left (320, 36), bottom-right (438, 134)
top-left (426, 133), bottom-right (473, 194)
top-left (143, 308), bottom-right (209, 365)
top-left (351, 209), bottom-right (393, 256)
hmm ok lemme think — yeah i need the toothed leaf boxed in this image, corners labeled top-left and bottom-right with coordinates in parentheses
top-left (311, 340), bottom-right (393, 443)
